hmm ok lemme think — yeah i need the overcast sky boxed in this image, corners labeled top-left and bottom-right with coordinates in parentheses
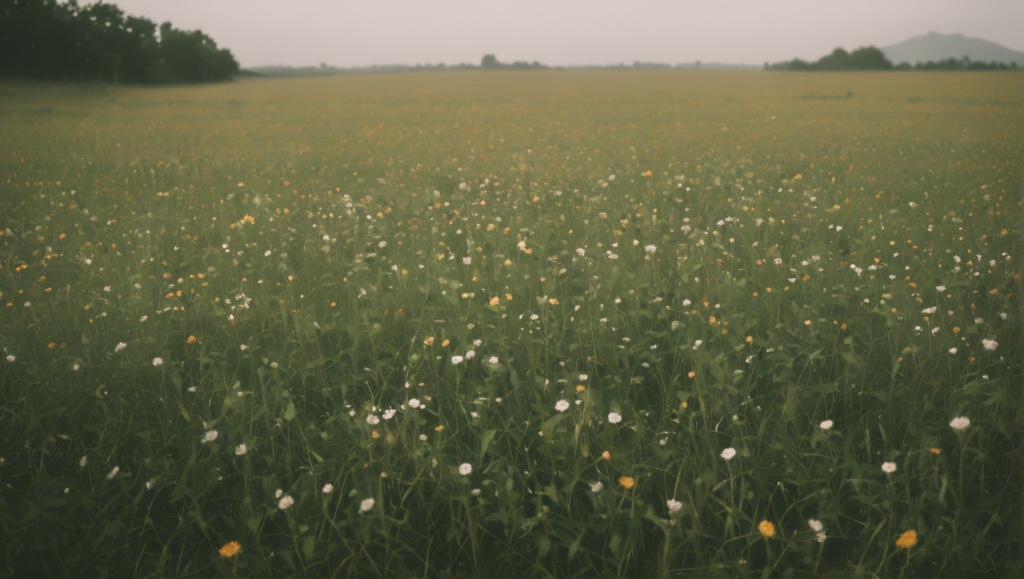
top-left (109, 0), bottom-right (1024, 68)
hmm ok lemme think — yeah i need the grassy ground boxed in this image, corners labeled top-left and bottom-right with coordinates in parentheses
top-left (1, 71), bottom-right (1022, 577)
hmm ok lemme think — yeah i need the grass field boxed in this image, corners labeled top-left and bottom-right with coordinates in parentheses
top-left (1, 71), bottom-right (1022, 577)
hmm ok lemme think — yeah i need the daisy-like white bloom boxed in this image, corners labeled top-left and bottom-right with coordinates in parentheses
top-left (667, 499), bottom-right (682, 513)
top-left (882, 461), bottom-right (897, 474)
top-left (322, 483), bottom-right (334, 494)
top-left (79, 455), bottom-right (88, 467)
top-left (819, 420), bottom-right (834, 430)
top-left (462, 256), bottom-right (472, 265)
top-left (360, 497), bottom-right (375, 512)
top-left (982, 339), bottom-right (998, 351)
top-left (5, 354), bottom-right (15, 363)
top-left (366, 414), bottom-right (380, 425)
top-left (459, 463), bottom-right (473, 476)
top-left (949, 416), bottom-right (970, 432)
top-left (114, 342), bottom-right (127, 353)
top-left (408, 398), bottom-right (421, 409)
top-left (451, 355), bottom-right (464, 365)
top-left (590, 481), bottom-right (603, 493)
top-left (721, 447), bottom-right (737, 461)
top-left (201, 430), bottom-right (218, 443)
top-left (692, 340), bottom-right (703, 350)
top-left (152, 357), bottom-right (164, 366)
top-left (277, 495), bottom-right (294, 510)
top-left (464, 350), bottom-right (476, 360)
top-left (645, 245), bottom-right (657, 253)
top-left (808, 519), bottom-right (824, 532)
top-left (383, 408), bottom-right (397, 420)
top-left (234, 443), bottom-right (248, 456)
top-left (607, 412), bottom-right (622, 424)
top-left (555, 400), bottom-right (570, 412)
top-left (106, 466), bottom-right (120, 480)
top-left (488, 356), bottom-right (499, 364)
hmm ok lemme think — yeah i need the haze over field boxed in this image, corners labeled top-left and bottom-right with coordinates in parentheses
top-left (109, 0), bottom-right (1024, 68)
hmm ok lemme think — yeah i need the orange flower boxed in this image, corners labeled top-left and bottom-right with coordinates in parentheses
top-left (895, 529), bottom-right (918, 549)
top-left (489, 296), bottom-right (500, 306)
top-left (618, 476), bottom-right (635, 489)
top-left (601, 450), bottom-right (611, 461)
top-left (218, 540), bottom-right (241, 558)
top-left (929, 448), bottom-right (942, 455)
top-left (758, 520), bottom-right (776, 538)
top-left (187, 335), bottom-right (197, 344)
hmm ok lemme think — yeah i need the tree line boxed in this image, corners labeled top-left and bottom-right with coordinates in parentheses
top-left (765, 46), bottom-right (1019, 71)
top-left (0, 0), bottom-right (239, 84)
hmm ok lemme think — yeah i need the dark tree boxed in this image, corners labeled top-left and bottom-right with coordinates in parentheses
top-left (480, 54), bottom-right (500, 69)
top-left (0, 0), bottom-right (238, 84)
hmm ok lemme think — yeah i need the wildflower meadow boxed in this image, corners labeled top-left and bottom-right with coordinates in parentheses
top-left (1, 71), bottom-right (1021, 577)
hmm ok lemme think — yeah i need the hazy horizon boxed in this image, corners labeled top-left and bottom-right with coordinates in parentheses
top-left (101, 0), bottom-right (1024, 68)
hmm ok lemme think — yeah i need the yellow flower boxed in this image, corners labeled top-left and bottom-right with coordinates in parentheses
top-left (896, 529), bottom-right (918, 549)
top-left (758, 520), bottom-right (776, 538)
top-left (618, 476), bottom-right (635, 489)
top-left (489, 296), bottom-right (500, 306)
top-left (218, 540), bottom-right (241, 558)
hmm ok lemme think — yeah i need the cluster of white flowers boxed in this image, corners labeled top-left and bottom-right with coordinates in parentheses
top-left (721, 447), bottom-right (737, 461)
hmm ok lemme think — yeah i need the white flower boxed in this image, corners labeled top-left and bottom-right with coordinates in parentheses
top-left (462, 256), bottom-right (472, 265)
top-left (949, 416), bottom-right (970, 432)
top-left (360, 497), bottom-right (375, 512)
top-left (366, 414), bottom-right (380, 426)
top-left (816, 531), bottom-right (828, 543)
top-left (471, 488), bottom-right (481, 497)
top-left (202, 430), bottom-right (218, 443)
top-left (383, 408), bottom-right (397, 420)
top-left (555, 400), bottom-right (569, 412)
top-left (692, 339), bottom-right (703, 350)
top-left (322, 483), bottom-right (334, 494)
top-left (152, 357), bottom-right (163, 366)
top-left (5, 355), bottom-right (14, 363)
top-left (982, 339), bottom-right (998, 351)
top-left (607, 412), bottom-right (622, 424)
top-left (882, 461), bottom-right (897, 474)
top-left (79, 455), bottom-right (88, 467)
top-left (590, 481), bottom-right (603, 493)
top-left (408, 398), bottom-right (421, 409)
top-left (645, 245), bottom-right (657, 253)
top-left (488, 356), bottom-right (499, 364)
top-left (114, 342), bottom-right (127, 353)
top-left (819, 420), bottom-right (834, 430)
top-left (277, 495), bottom-right (294, 510)
top-left (106, 466), bottom-right (120, 480)
top-left (235, 443), bottom-right (248, 456)
top-left (464, 350), bottom-right (476, 360)
top-left (275, 489), bottom-right (283, 498)
top-left (721, 447), bottom-right (737, 461)
top-left (451, 355), bottom-right (464, 365)
top-left (459, 463), bottom-right (473, 476)
top-left (239, 344), bottom-right (248, 351)
top-left (949, 347), bottom-right (958, 355)
top-left (808, 519), bottom-right (824, 532)
top-left (667, 499), bottom-right (682, 513)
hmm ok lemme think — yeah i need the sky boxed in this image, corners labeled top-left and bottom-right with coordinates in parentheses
top-left (107, 0), bottom-right (1024, 68)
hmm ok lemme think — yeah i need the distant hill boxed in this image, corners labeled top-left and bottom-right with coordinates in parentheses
top-left (883, 32), bottom-right (1024, 66)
